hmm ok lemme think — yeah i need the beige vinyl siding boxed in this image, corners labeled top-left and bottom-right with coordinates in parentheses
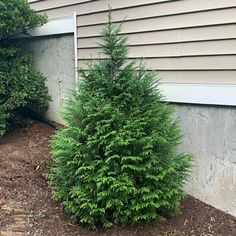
top-left (77, 8), bottom-right (236, 37)
top-left (77, 24), bottom-right (236, 47)
top-left (31, 0), bottom-right (236, 19)
top-left (30, 0), bottom-right (174, 18)
top-left (78, 56), bottom-right (236, 70)
top-left (29, 0), bottom-right (236, 85)
top-left (78, 40), bottom-right (236, 58)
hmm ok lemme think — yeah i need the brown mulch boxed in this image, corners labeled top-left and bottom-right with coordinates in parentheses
top-left (0, 122), bottom-right (235, 236)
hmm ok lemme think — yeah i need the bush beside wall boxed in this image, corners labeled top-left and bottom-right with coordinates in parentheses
top-left (0, 0), bottom-right (50, 136)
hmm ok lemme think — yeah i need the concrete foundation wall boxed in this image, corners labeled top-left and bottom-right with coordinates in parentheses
top-left (175, 104), bottom-right (236, 217)
top-left (23, 34), bottom-right (75, 123)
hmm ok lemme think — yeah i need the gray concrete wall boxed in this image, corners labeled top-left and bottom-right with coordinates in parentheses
top-left (22, 34), bottom-right (75, 123)
top-left (175, 104), bottom-right (236, 217)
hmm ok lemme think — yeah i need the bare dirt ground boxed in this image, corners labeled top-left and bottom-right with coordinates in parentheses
top-left (0, 122), bottom-right (236, 236)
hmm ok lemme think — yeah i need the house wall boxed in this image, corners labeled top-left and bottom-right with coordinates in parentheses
top-left (28, 0), bottom-right (236, 217)
top-left (22, 34), bottom-right (75, 123)
top-left (175, 104), bottom-right (236, 217)
top-left (29, 0), bottom-right (236, 85)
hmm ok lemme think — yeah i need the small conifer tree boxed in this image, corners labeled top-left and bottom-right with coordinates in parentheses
top-left (48, 12), bottom-right (192, 229)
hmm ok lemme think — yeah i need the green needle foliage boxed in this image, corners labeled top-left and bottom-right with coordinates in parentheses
top-left (48, 12), bottom-right (192, 229)
top-left (0, 0), bottom-right (50, 136)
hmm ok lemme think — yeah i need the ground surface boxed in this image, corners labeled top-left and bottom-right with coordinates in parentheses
top-left (0, 122), bottom-right (236, 236)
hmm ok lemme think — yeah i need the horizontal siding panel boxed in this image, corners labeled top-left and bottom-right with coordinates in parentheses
top-left (78, 56), bottom-right (236, 70)
top-left (30, 0), bottom-right (90, 11)
top-left (31, 0), bottom-right (171, 14)
top-left (77, 24), bottom-right (236, 48)
top-left (77, 0), bottom-right (236, 27)
top-left (78, 39), bottom-right (236, 59)
top-left (76, 67), bottom-right (236, 84)
top-left (134, 56), bottom-right (236, 70)
top-left (159, 71), bottom-right (236, 84)
top-left (77, 8), bottom-right (236, 38)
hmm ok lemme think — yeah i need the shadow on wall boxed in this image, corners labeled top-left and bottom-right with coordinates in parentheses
top-left (21, 34), bottom-right (76, 124)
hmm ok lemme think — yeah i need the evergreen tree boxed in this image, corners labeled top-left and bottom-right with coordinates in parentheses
top-left (48, 12), bottom-right (192, 229)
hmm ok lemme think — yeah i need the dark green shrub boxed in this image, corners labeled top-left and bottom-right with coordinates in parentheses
top-left (48, 13), bottom-right (192, 229)
top-left (0, 0), bottom-right (50, 136)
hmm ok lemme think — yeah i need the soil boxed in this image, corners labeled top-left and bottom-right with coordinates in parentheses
top-left (0, 122), bottom-right (235, 236)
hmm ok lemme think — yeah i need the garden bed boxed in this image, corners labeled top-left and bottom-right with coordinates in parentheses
top-left (0, 122), bottom-right (235, 236)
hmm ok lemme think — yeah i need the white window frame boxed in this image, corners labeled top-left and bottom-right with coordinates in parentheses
top-left (159, 83), bottom-right (236, 106)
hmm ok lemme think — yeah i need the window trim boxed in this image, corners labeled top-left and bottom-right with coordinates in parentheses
top-left (160, 83), bottom-right (236, 106)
